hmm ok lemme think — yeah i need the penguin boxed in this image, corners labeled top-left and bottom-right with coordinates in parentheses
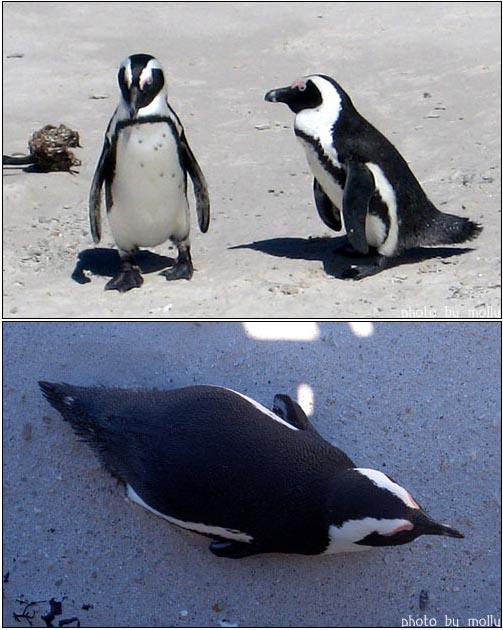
top-left (89, 54), bottom-right (210, 292)
top-left (264, 75), bottom-right (482, 279)
top-left (39, 381), bottom-right (464, 558)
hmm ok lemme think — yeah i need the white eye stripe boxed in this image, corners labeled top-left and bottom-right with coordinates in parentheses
top-left (145, 57), bottom-right (163, 72)
top-left (139, 68), bottom-right (153, 90)
top-left (124, 62), bottom-right (133, 89)
top-left (139, 59), bottom-right (164, 90)
top-left (355, 468), bottom-right (420, 510)
top-left (140, 76), bottom-right (151, 89)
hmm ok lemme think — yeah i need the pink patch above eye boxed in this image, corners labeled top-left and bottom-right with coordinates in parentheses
top-left (407, 492), bottom-right (420, 509)
top-left (383, 522), bottom-right (414, 536)
top-left (291, 79), bottom-right (306, 90)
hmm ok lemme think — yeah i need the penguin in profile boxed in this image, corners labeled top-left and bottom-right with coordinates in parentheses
top-left (89, 54), bottom-right (210, 292)
top-left (265, 75), bottom-right (482, 279)
top-left (39, 382), bottom-right (463, 558)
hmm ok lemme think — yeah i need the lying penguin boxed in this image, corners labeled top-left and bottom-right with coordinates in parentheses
top-left (89, 54), bottom-right (210, 292)
top-left (265, 75), bottom-right (482, 279)
top-left (39, 381), bottom-right (463, 558)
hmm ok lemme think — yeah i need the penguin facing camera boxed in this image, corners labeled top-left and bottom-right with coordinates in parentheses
top-left (89, 54), bottom-right (210, 292)
top-left (265, 75), bottom-right (482, 280)
top-left (39, 382), bottom-right (464, 559)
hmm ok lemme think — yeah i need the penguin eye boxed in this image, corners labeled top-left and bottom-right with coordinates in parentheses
top-left (298, 84), bottom-right (306, 92)
top-left (146, 76), bottom-right (154, 86)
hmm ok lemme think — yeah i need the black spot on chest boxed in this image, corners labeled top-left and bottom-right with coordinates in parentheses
top-left (105, 115), bottom-right (186, 209)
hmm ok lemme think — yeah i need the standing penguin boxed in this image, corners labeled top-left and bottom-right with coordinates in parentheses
top-left (89, 54), bottom-right (210, 292)
top-left (265, 75), bottom-right (482, 279)
top-left (39, 382), bottom-right (463, 558)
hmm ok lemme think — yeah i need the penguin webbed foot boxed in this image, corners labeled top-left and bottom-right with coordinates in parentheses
top-left (209, 541), bottom-right (261, 559)
top-left (341, 254), bottom-right (389, 280)
top-left (160, 261), bottom-right (193, 281)
top-left (105, 267), bottom-right (144, 292)
top-left (160, 246), bottom-right (194, 281)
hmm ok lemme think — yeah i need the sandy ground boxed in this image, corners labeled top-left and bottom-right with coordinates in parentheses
top-left (2, 2), bottom-right (501, 319)
top-left (2, 321), bottom-right (501, 627)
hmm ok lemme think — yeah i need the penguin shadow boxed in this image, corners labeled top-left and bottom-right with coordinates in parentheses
top-left (72, 248), bottom-right (175, 284)
top-left (230, 237), bottom-right (475, 279)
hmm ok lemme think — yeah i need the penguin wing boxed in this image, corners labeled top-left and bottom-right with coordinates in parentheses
top-left (342, 159), bottom-right (375, 255)
top-left (180, 131), bottom-right (210, 233)
top-left (272, 394), bottom-right (315, 431)
top-left (313, 178), bottom-right (342, 232)
top-left (89, 137), bottom-right (112, 244)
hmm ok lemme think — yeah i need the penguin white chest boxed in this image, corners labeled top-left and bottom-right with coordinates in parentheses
top-left (298, 138), bottom-right (345, 212)
top-left (109, 123), bottom-right (189, 252)
top-left (295, 106), bottom-right (345, 209)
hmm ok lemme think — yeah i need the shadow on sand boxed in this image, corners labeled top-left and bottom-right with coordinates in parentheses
top-left (230, 236), bottom-right (474, 280)
top-left (72, 248), bottom-right (175, 284)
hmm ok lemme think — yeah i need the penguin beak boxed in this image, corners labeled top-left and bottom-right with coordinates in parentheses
top-left (128, 86), bottom-right (141, 119)
top-left (427, 521), bottom-right (464, 538)
top-left (264, 86), bottom-right (293, 104)
top-left (416, 512), bottom-right (464, 539)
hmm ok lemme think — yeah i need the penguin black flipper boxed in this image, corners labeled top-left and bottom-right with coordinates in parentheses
top-left (342, 159), bottom-right (375, 255)
top-left (313, 178), bottom-right (342, 232)
top-left (180, 131), bottom-right (210, 233)
top-left (209, 541), bottom-right (262, 559)
top-left (272, 394), bottom-right (314, 431)
top-left (89, 136), bottom-right (113, 244)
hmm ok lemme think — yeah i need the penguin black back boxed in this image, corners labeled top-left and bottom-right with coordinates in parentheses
top-left (39, 382), bottom-right (353, 506)
top-left (321, 75), bottom-right (482, 250)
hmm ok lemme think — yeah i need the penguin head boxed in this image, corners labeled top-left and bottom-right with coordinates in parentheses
top-left (118, 54), bottom-right (166, 119)
top-left (326, 468), bottom-right (464, 553)
top-left (265, 74), bottom-right (354, 117)
top-left (265, 77), bottom-right (323, 113)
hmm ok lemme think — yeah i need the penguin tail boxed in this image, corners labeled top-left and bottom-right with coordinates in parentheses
top-left (39, 381), bottom-right (122, 479)
top-left (39, 381), bottom-right (104, 446)
top-left (40, 381), bottom-right (81, 419)
top-left (422, 209), bottom-right (483, 247)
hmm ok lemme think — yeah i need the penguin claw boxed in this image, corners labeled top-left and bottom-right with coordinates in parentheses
top-left (105, 269), bottom-right (144, 292)
top-left (160, 262), bottom-right (193, 281)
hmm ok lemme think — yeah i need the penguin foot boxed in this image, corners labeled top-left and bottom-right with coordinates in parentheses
top-left (341, 255), bottom-right (388, 280)
top-left (105, 268), bottom-right (144, 292)
top-left (160, 261), bottom-right (194, 281)
top-left (209, 541), bottom-right (260, 559)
